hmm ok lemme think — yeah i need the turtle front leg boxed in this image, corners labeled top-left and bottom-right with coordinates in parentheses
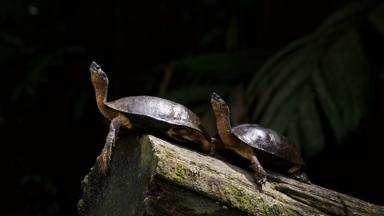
top-left (250, 155), bottom-right (267, 187)
top-left (167, 127), bottom-right (214, 155)
top-left (200, 134), bottom-right (214, 155)
top-left (97, 117), bottom-right (122, 175)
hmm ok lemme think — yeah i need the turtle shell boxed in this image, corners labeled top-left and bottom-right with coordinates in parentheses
top-left (105, 96), bottom-right (205, 133)
top-left (232, 124), bottom-right (304, 165)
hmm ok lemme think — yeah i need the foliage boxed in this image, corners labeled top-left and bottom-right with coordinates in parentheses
top-left (162, 0), bottom-right (384, 157)
top-left (246, 0), bottom-right (384, 156)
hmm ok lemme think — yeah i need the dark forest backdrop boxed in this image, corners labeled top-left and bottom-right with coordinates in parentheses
top-left (1, 0), bottom-right (384, 215)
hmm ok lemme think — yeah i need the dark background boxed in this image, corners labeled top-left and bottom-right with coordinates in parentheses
top-left (1, 0), bottom-right (383, 215)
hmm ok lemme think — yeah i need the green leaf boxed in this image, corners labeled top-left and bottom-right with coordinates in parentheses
top-left (158, 50), bottom-right (268, 106)
top-left (311, 67), bottom-right (345, 141)
top-left (226, 16), bottom-right (238, 51)
top-left (369, 2), bottom-right (384, 37)
top-left (319, 29), bottom-right (372, 135)
top-left (245, 1), bottom-right (378, 156)
top-left (245, 39), bottom-right (308, 120)
top-left (246, 37), bottom-right (308, 96)
top-left (160, 85), bottom-right (226, 106)
top-left (298, 92), bottom-right (324, 157)
top-left (173, 50), bottom-right (268, 83)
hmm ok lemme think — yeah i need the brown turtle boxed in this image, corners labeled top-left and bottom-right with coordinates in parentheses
top-left (210, 92), bottom-right (309, 186)
top-left (89, 62), bottom-right (213, 174)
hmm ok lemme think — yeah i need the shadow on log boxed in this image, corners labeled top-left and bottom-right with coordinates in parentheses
top-left (78, 134), bottom-right (384, 216)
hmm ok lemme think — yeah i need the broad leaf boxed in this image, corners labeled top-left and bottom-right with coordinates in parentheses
top-left (245, 0), bottom-right (380, 156)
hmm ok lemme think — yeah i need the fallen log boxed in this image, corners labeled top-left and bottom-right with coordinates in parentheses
top-left (78, 134), bottom-right (384, 216)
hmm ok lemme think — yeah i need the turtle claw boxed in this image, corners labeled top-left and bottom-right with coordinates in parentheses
top-left (250, 156), bottom-right (267, 187)
top-left (95, 141), bottom-right (113, 175)
top-left (254, 169), bottom-right (267, 186)
top-left (96, 155), bottom-right (109, 175)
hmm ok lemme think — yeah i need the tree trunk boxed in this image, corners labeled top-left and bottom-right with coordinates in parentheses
top-left (78, 134), bottom-right (384, 216)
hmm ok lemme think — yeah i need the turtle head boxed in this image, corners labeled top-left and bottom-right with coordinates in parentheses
top-left (90, 61), bottom-right (109, 87)
top-left (210, 92), bottom-right (230, 116)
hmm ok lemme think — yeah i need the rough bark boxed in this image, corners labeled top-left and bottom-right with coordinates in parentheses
top-left (78, 134), bottom-right (384, 216)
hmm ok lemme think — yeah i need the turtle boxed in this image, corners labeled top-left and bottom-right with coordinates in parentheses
top-left (210, 92), bottom-right (309, 187)
top-left (89, 61), bottom-right (213, 174)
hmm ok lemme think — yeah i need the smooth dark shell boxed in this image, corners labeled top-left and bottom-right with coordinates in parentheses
top-left (105, 96), bottom-right (204, 132)
top-left (232, 124), bottom-right (304, 165)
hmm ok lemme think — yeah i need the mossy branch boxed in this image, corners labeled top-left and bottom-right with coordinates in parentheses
top-left (79, 134), bottom-right (384, 216)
